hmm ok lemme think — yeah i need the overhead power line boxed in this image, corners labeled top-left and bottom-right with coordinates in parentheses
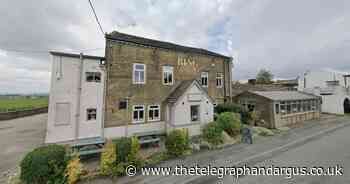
top-left (88, 0), bottom-right (105, 36)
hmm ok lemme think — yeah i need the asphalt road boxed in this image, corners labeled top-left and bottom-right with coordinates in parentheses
top-left (205, 119), bottom-right (350, 184)
top-left (0, 114), bottom-right (46, 183)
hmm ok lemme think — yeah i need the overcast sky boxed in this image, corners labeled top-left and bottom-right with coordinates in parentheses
top-left (0, 0), bottom-right (349, 94)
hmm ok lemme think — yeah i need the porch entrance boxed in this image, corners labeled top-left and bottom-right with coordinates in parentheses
top-left (344, 98), bottom-right (350, 114)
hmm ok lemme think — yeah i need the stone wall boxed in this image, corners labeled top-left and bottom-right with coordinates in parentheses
top-left (0, 107), bottom-right (48, 121)
top-left (105, 40), bottom-right (231, 127)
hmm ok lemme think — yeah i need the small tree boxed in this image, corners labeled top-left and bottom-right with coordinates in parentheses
top-left (256, 69), bottom-right (273, 84)
top-left (127, 136), bottom-right (143, 168)
top-left (66, 153), bottom-right (83, 184)
top-left (100, 139), bottom-right (117, 176)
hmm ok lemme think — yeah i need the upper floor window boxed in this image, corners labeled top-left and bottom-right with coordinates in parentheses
top-left (133, 63), bottom-right (146, 84)
top-left (87, 108), bottom-right (97, 121)
top-left (201, 72), bottom-right (208, 87)
top-left (148, 105), bottom-right (160, 121)
top-left (216, 72), bottom-right (223, 88)
top-left (132, 105), bottom-right (145, 123)
top-left (86, 72), bottom-right (101, 82)
top-left (163, 66), bottom-right (174, 85)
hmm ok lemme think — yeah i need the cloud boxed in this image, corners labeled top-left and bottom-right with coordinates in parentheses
top-left (0, 0), bottom-right (349, 93)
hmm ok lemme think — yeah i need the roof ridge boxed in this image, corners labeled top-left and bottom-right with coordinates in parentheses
top-left (106, 31), bottom-right (231, 60)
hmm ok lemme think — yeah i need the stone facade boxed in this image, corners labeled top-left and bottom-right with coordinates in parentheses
top-left (233, 91), bottom-right (321, 129)
top-left (105, 34), bottom-right (232, 128)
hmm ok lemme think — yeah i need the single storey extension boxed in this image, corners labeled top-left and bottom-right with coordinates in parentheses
top-left (233, 91), bottom-right (321, 128)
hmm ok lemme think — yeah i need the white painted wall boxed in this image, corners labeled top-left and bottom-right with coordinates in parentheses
top-left (298, 71), bottom-right (350, 115)
top-left (104, 121), bottom-right (165, 139)
top-left (168, 82), bottom-right (214, 136)
top-left (45, 54), bottom-right (104, 143)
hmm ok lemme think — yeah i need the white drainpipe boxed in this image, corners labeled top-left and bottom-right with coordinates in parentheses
top-left (75, 53), bottom-right (83, 141)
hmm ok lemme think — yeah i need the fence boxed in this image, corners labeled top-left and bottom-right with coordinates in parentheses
top-left (0, 107), bottom-right (48, 121)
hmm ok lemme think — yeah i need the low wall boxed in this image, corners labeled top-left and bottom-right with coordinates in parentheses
top-left (0, 107), bottom-right (48, 121)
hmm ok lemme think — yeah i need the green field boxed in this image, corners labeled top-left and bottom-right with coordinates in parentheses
top-left (0, 97), bottom-right (48, 112)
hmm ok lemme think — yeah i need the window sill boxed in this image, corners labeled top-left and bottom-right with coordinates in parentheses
top-left (148, 119), bottom-right (161, 122)
top-left (132, 120), bottom-right (145, 124)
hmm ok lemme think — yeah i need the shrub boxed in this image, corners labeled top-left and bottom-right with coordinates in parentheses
top-left (217, 112), bottom-right (241, 137)
top-left (127, 137), bottom-right (143, 168)
top-left (202, 122), bottom-right (224, 145)
top-left (165, 129), bottom-right (190, 157)
top-left (114, 137), bottom-right (131, 163)
top-left (240, 109), bottom-right (252, 125)
top-left (66, 153), bottom-right (83, 184)
top-left (215, 103), bottom-right (242, 114)
top-left (249, 111), bottom-right (260, 126)
top-left (20, 144), bottom-right (68, 184)
top-left (100, 139), bottom-right (117, 176)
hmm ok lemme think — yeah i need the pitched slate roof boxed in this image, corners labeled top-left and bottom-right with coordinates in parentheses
top-left (167, 80), bottom-right (193, 103)
top-left (106, 31), bottom-right (231, 60)
top-left (249, 91), bottom-right (319, 101)
top-left (166, 80), bottom-right (214, 103)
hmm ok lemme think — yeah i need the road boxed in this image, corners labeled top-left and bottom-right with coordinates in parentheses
top-left (204, 119), bottom-right (350, 184)
top-left (0, 114), bottom-right (46, 183)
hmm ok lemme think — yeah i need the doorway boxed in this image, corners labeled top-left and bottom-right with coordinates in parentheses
top-left (344, 98), bottom-right (350, 114)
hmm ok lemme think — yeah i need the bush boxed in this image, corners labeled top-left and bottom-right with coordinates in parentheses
top-left (66, 153), bottom-right (83, 184)
top-left (202, 122), bottom-right (224, 145)
top-left (127, 137), bottom-right (143, 168)
top-left (240, 109), bottom-right (252, 125)
top-left (165, 129), bottom-right (190, 157)
top-left (114, 137), bottom-right (131, 163)
top-left (20, 144), bottom-right (68, 184)
top-left (100, 139), bottom-right (117, 176)
top-left (215, 103), bottom-right (242, 114)
top-left (217, 112), bottom-right (241, 137)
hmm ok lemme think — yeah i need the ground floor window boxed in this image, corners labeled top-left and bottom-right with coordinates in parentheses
top-left (190, 105), bottom-right (199, 121)
top-left (87, 108), bottom-right (97, 121)
top-left (279, 99), bottom-right (319, 115)
top-left (148, 105), bottom-right (160, 121)
top-left (132, 105), bottom-right (145, 123)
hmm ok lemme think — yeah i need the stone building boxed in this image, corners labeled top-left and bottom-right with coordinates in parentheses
top-left (104, 31), bottom-right (233, 138)
top-left (233, 91), bottom-right (321, 128)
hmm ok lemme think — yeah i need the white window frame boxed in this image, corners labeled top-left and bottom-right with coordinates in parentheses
top-left (148, 104), bottom-right (160, 122)
top-left (216, 72), bottom-right (223, 88)
top-left (132, 105), bottom-right (145, 123)
top-left (162, 66), bottom-right (174, 85)
top-left (132, 63), bottom-right (146, 84)
top-left (201, 72), bottom-right (208, 87)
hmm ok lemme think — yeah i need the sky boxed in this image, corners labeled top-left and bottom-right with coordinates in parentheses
top-left (0, 0), bottom-right (349, 94)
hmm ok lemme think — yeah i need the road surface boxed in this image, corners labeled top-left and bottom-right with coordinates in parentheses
top-left (204, 119), bottom-right (350, 184)
top-left (0, 114), bottom-right (46, 183)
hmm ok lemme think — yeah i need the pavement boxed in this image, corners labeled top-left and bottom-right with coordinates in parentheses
top-left (104, 114), bottom-right (350, 184)
top-left (0, 113), bottom-right (47, 183)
